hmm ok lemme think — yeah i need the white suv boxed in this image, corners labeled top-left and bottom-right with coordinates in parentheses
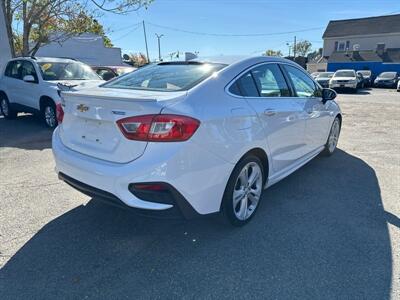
top-left (0, 57), bottom-right (103, 128)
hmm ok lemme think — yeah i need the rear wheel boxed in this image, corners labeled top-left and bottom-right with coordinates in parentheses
top-left (322, 117), bottom-right (341, 156)
top-left (0, 95), bottom-right (17, 119)
top-left (222, 155), bottom-right (265, 226)
top-left (42, 102), bottom-right (57, 128)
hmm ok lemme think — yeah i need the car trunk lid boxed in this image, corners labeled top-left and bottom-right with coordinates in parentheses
top-left (59, 87), bottom-right (186, 163)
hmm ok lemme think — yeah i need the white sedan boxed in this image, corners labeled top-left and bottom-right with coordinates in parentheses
top-left (52, 56), bottom-right (341, 226)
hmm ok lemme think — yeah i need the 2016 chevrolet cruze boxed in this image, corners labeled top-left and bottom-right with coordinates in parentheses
top-left (52, 56), bottom-right (341, 226)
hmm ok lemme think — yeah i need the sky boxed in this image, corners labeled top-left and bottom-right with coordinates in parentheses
top-left (98, 0), bottom-right (400, 61)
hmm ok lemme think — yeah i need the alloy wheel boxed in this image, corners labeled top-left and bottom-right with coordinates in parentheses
top-left (44, 106), bottom-right (56, 128)
top-left (328, 119), bottom-right (340, 153)
top-left (1, 98), bottom-right (9, 116)
top-left (232, 162), bottom-right (263, 221)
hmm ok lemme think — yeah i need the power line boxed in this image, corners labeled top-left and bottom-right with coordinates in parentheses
top-left (146, 21), bottom-right (324, 37)
top-left (113, 23), bottom-right (142, 41)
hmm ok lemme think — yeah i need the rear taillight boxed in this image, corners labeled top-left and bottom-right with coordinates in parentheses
top-left (116, 114), bottom-right (200, 142)
top-left (56, 103), bottom-right (64, 124)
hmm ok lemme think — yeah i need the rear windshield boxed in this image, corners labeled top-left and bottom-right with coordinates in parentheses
top-left (38, 62), bottom-right (100, 81)
top-left (102, 62), bottom-right (226, 91)
top-left (317, 72), bottom-right (333, 78)
top-left (334, 71), bottom-right (355, 78)
top-left (358, 70), bottom-right (371, 76)
top-left (379, 72), bottom-right (397, 79)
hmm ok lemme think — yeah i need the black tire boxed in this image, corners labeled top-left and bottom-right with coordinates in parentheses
top-left (41, 101), bottom-right (58, 129)
top-left (0, 94), bottom-right (17, 119)
top-left (322, 116), bottom-right (341, 156)
top-left (221, 155), bottom-right (265, 226)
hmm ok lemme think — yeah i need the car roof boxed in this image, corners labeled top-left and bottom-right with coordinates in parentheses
top-left (11, 57), bottom-right (79, 63)
top-left (192, 55), bottom-right (294, 66)
top-left (335, 69), bottom-right (355, 72)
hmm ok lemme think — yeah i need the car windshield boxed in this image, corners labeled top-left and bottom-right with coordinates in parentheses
top-left (379, 72), bottom-right (396, 79)
top-left (102, 62), bottom-right (226, 91)
top-left (317, 72), bottom-right (333, 78)
top-left (38, 62), bottom-right (100, 81)
top-left (334, 71), bottom-right (355, 78)
top-left (358, 71), bottom-right (371, 77)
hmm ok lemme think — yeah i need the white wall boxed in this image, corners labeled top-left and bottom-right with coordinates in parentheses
top-left (36, 33), bottom-right (124, 66)
top-left (323, 32), bottom-right (400, 57)
top-left (0, 4), bottom-right (12, 71)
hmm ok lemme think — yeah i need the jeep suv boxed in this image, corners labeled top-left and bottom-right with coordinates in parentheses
top-left (0, 57), bottom-right (103, 128)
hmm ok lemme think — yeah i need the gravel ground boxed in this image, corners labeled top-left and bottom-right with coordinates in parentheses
top-left (0, 88), bottom-right (399, 299)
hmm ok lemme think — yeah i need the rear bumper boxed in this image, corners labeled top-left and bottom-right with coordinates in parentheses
top-left (52, 127), bottom-right (234, 216)
top-left (58, 172), bottom-right (198, 219)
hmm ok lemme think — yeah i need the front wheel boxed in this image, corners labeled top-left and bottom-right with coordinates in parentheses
top-left (222, 155), bottom-right (265, 226)
top-left (0, 95), bottom-right (17, 119)
top-left (42, 103), bottom-right (58, 128)
top-left (322, 117), bottom-right (341, 156)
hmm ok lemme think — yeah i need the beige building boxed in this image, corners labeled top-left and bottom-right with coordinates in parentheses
top-left (322, 14), bottom-right (400, 57)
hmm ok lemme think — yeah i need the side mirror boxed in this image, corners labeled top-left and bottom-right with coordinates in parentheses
top-left (23, 75), bottom-right (36, 83)
top-left (322, 88), bottom-right (337, 103)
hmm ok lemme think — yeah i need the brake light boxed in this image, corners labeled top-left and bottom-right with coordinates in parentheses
top-left (56, 103), bottom-right (64, 123)
top-left (116, 114), bottom-right (200, 142)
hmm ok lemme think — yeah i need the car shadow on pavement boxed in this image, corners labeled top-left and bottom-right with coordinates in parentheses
top-left (0, 149), bottom-right (392, 299)
top-left (0, 114), bottom-right (52, 150)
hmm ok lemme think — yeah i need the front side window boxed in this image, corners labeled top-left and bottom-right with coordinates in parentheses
top-left (251, 64), bottom-right (290, 97)
top-left (5, 61), bottom-right (23, 79)
top-left (21, 61), bottom-right (38, 81)
top-left (103, 63), bottom-right (226, 91)
top-left (38, 62), bottom-right (100, 81)
top-left (284, 65), bottom-right (317, 97)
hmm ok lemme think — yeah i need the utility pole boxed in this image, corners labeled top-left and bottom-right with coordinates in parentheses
top-left (286, 43), bottom-right (291, 57)
top-left (293, 36), bottom-right (297, 59)
top-left (142, 21), bottom-right (149, 63)
top-left (155, 33), bottom-right (164, 61)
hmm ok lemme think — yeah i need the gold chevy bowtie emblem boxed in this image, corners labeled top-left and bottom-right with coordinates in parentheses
top-left (77, 104), bottom-right (89, 112)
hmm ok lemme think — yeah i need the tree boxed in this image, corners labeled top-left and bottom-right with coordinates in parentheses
top-left (128, 52), bottom-right (148, 67)
top-left (294, 40), bottom-right (312, 57)
top-left (2, 0), bottom-right (152, 57)
top-left (265, 49), bottom-right (283, 57)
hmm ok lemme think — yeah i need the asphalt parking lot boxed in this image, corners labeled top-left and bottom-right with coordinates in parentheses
top-left (0, 88), bottom-right (399, 299)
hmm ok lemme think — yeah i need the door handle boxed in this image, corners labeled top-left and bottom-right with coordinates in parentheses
top-left (264, 109), bottom-right (276, 116)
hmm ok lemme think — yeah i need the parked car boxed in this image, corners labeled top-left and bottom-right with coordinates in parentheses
top-left (53, 57), bottom-right (341, 226)
top-left (310, 72), bottom-right (320, 79)
top-left (397, 80), bottom-right (400, 92)
top-left (92, 66), bottom-right (136, 81)
top-left (329, 69), bottom-right (360, 93)
top-left (357, 70), bottom-right (372, 87)
top-left (374, 72), bottom-right (399, 88)
top-left (315, 72), bottom-right (334, 88)
top-left (0, 57), bottom-right (104, 128)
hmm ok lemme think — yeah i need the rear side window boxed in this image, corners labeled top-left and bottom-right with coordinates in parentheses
top-left (251, 64), bottom-right (290, 97)
top-left (5, 61), bottom-right (23, 79)
top-left (284, 65), bottom-right (317, 97)
top-left (229, 63), bottom-right (290, 97)
top-left (231, 72), bottom-right (259, 97)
